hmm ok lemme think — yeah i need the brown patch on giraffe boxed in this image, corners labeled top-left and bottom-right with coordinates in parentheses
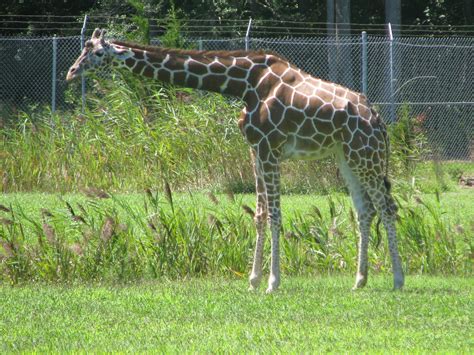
top-left (358, 104), bottom-right (370, 119)
top-left (173, 71), bottom-right (186, 85)
top-left (320, 81), bottom-right (336, 94)
top-left (133, 61), bottom-right (147, 74)
top-left (305, 96), bottom-right (324, 117)
top-left (284, 107), bottom-right (305, 126)
top-left (267, 129), bottom-right (287, 150)
top-left (333, 110), bottom-right (348, 128)
top-left (369, 136), bottom-right (379, 148)
top-left (124, 58), bottom-right (135, 68)
top-left (164, 59), bottom-right (177, 71)
top-left (314, 119), bottom-right (334, 135)
top-left (202, 74), bottom-right (227, 91)
top-left (291, 91), bottom-right (309, 111)
top-left (274, 84), bottom-right (291, 103)
top-left (298, 119), bottom-right (315, 137)
top-left (186, 74), bottom-right (200, 88)
top-left (257, 139), bottom-right (271, 162)
top-left (282, 70), bottom-right (303, 86)
top-left (349, 150), bottom-right (360, 163)
top-left (251, 111), bottom-right (275, 134)
top-left (335, 86), bottom-right (347, 99)
top-left (133, 51), bottom-right (145, 60)
top-left (269, 62), bottom-right (289, 77)
top-left (157, 69), bottom-right (170, 82)
top-left (267, 99), bottom-right (286, 124)
top-left (256, 73), bottom-right (281, 98)
top-left (142, 65), bottom-right (154, 78)
top-left (295, 82), bottom-right (317, 96)
top-left (316, 104), bottom-right (334, 121)
top-left (350, 131), bottom-right (366, 150)
top-left (346, 116), bottom-right (358, 131)
top-left (341, 126), bottom-right (353, 142)
top-left (188, 61), bottom-right (208, 75)
top-left (322, 135), bottom-right (334, 147)
top-left (358, 119), bottom-right (374, 137)
top-left (248, 64), bottom-right (268, 84)
top-left (312, 133), bottom-right (326, 144)
top-left (224, 79), bottom-right (247, 97)
top-left (277, 116), bottom-right (299, 133)
top-left (209, 62), bottom-right (227, 74)
top-left (251, 54), bottom-right (269, 64)
top-left (346, 91), bottom-right (359, 102)
top-left (244, 90), bottom-right (259, 112)
top-left (347, 101), bottom-right (359, 116)
top-left (244, 125), bottom-right (263, 145)
top-left (228, 66), bottom-right (248, 79)
top-left (235, 58), bottom-right (253, 69)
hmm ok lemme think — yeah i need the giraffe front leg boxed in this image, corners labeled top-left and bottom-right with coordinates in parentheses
top-left (249, 188), bottom-right (267, 291)
top-left (249, 151), bottom-right (267, 291)
top-left (263, 162), bottom-right (281, 294)
top-left (266, 207), bottom-right (281, 294)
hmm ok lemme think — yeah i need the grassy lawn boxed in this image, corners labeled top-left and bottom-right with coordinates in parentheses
top-left (0, 276), bottom-right (472, 352)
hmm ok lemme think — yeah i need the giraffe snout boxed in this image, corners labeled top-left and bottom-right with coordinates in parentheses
top-left (66, 66), bottom-right (81, 81)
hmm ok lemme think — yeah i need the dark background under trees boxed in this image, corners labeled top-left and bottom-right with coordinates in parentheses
top-left (0, 0), bottom-right (473, 37)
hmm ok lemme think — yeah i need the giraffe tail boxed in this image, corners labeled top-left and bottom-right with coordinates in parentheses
top-left (372, 107), bottom-right (398, 215)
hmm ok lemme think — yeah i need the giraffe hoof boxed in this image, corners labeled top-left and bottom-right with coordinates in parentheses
top-left (265, 287), bottom-right (278, 294)
top-left (352, 284), bottom-right (365, 291)
top-left (393, 276), bottom-right (404, 290)
top-left (352, 274), bottom-right (367, 290)
top-left (393, 274), bottom-right (405, 290)
top-left (249, 276), bottom-right (261, 291)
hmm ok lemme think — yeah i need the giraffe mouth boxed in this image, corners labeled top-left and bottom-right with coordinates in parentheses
top-left (66, 66), bottom-right (82, 81)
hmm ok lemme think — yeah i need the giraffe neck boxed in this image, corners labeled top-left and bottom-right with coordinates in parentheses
top-left (109, 41), bottom-right (272, 104)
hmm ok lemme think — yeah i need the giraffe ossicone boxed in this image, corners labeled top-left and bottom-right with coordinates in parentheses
top-left (67, 29), bottom-right (404, 292)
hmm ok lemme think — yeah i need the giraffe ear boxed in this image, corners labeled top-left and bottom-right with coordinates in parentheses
top-left (92, 28), bottom-right (101, 39)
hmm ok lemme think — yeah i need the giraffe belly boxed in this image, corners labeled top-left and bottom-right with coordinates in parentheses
top-left (281, 135), bottom-right (339, 161)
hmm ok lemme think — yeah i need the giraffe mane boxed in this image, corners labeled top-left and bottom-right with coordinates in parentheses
top-left (110, 40), bottom-right (286, 62)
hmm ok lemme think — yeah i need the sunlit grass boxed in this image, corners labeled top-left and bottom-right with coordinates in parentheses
top-left (0, 190), bottom-right (472, 283)
top-left (0, 276), bottom-right (472, 352)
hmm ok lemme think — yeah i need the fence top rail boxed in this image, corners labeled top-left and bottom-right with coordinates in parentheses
top-left (1, 34), bottom-right (473, 43)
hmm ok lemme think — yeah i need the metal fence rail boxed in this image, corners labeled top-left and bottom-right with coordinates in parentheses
top-left (0, 34), bottom-right (472, 160)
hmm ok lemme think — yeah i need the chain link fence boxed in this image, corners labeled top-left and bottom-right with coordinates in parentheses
top-left (1, 34), bottom-right (472, 161)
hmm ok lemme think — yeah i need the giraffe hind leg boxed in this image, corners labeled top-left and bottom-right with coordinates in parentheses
top-left (360, 173), bottom-right (404, 290)
top-left (337, 156), bottom-right (376, 289)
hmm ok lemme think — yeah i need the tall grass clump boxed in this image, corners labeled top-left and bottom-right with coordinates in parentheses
top-left (0, 190), bottom-right (471, 284)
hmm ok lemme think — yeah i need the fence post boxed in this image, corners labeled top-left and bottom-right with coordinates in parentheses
top-left (387, 23), bottom-right (396, 122)
top-left (198, 38), bottom-right (203, 51)
top-left (81, 15), bottom-right (88, 113)
top-left (361, 31), bottom-right (367, 95)
top-left (51, 35), bottom-right (57, 113)
top-left (245, 18), bottom-right (252, 51)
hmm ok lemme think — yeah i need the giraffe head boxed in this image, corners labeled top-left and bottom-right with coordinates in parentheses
top-left (66, 28), bottom-right (114, 81)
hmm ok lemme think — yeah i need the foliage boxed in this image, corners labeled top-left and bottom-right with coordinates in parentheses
top-left (0, 191), bottom-right (471, 283)
top-left (1, 0), bottom-right (472, 36)
top-left (388, 103), bottom-right (430, 177)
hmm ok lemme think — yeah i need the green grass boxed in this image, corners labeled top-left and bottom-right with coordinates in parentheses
top-left (2, 79), bottom-right (472, 194)
top-left (0, 191), bottom-right (472, 283)
top-left (0, 276), bottom-right (472, 352)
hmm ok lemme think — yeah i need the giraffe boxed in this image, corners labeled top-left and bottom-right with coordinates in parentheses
top-left (67, 29), bottom-right (404, 293)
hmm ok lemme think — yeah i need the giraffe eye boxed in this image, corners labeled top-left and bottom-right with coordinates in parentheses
top-left (95, 51), bottom-right (104, 57)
